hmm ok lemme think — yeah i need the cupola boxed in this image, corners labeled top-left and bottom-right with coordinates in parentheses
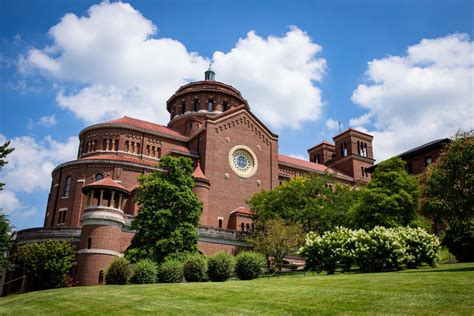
top-left (204, 64), bottom-right (215, 81)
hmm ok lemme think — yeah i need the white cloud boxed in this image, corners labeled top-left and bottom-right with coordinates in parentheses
top-left (39, 115), bottom-right (56, 127)
top-left (351, 34), bottom-right (473, 161)
top-left (0, 190), bottom-right (20, 215)
top-left (213, 27), bottom-right (326, 129)
top-left (325, 118), bottom-right (340, 131)
top-left (27, 115), bottom-right (57, 129)
top-left (20, 2), bottom-right (326, 129)
top-left (0, 134), bottom-right (78, 193)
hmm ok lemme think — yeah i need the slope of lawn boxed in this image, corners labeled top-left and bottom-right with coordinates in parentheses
top-left (1, 263), bottom-right (473, 315)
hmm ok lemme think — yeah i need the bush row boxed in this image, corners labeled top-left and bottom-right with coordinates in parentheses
top-left (106, 251), bottom-right (265, 285)
top-left (299, 226), bottom-right (440, 274)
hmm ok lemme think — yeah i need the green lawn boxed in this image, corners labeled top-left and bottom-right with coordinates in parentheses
top-left (1, 263), bottom-right (473, 315)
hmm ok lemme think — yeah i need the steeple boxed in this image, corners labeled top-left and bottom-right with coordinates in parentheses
top-left (204, 63), bottom-right (215, 81)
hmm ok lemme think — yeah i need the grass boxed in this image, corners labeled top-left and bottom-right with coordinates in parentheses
top-left (1, 263), bottom-right (473, 315)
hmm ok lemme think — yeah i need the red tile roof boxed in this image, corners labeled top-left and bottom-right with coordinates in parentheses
top-left (105, 116), bottom-right (187, 140)
top-left (229, 207), bottom-right (254, 216)
top-left (278, 154), bottom-right (353, 181)
top-left (82, 177), bottom-right (130, 194)
top-left (192, 162), bottom-right (208, 180)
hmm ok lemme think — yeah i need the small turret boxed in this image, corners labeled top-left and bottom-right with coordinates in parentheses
top-left (76, 177), bottom-right (130, 286)
top-left (192, 162), bottom-right (210, 226)
top-left (204, 64), bottom-right (215, 81)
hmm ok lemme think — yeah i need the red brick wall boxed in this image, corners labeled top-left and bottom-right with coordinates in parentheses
top-left (203, 110), bottom-right (279, 228)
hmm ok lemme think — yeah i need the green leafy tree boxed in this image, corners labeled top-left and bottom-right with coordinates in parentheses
top-left (249, 174), bottom-right (358, 233)
top-left (249, 218), bottom-right (304, 270)
top-left (0, 140), bottom-right (14, 191)
top-left (353, 157), bottom-right (419, 229)
top-left (0, 213), bottom-right (11, 269)
top-left (421, 130), bottom-right (473, 261)
top-left (0, 140), bottom-right (14, 269)
top-left (126, 156), bottom-right (202, 263)
top-left (15, 240), bottom-right (75, 291)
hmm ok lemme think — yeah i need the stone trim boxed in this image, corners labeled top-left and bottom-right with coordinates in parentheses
top-left (77, 248), bottom-right (123, 257)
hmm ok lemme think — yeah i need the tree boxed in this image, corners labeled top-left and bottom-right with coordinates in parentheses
top-left (0, 213), bottom-right (11, 269)
top-left (353, 157), bottom-right (419, 229)
top-left (126, 156), bottom-right (202, 263)
top-left (15, 240), bottom-right (75, 291)
top-left (249, 174), bottom-right (357, 233)
top-left (249, 218), bottom-right (304, 270)
top-left (421, 130), bottom-right (473, 261)
top-left (0, 140), bottom-right (14, 269)
top-left (0, 140), bottom-right (14, 191)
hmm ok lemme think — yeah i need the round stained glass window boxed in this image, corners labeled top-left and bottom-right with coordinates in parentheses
top-left (228, 145), bottom-right (258, 178)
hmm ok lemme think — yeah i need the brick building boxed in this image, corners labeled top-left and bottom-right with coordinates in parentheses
top-left (3, 67), bottom-right (374, 291)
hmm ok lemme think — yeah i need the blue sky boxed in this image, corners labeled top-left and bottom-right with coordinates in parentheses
top-left (0, 0), bottom-right (473, 230)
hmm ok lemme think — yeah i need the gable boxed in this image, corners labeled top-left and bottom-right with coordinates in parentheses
top-left (207, 107), bottom-right (278, 146)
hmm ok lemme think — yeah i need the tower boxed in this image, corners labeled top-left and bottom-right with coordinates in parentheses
top-left (331, 128), bottom-right (375, 183)
top-left (192, 162), bottom-right (210, 226)
top-left (76, 177), bottom-right (130, 286)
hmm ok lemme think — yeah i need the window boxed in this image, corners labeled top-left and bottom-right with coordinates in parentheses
top-left (63, 176), bottom-right (72, 197)
top-left (246, 223), bottom-right (250, 231)
top-left (146, 145), bottom-right (151, 156)
top-left (193, 99), bottom-right (199, 112)
top-left (181, 102), bottom-right (186, 114)
top-left (57, 208), bottom-right (67, 224)
top-left (95, 173), bottom-right (104, 181)
top-left (316, 154), bottom-right (320, 164)
top-left (357, 141), bottom-right (361, 155)
top-left (363, 143), bottom-right (368, 157)
top-left (125, 141), bottom-right (130, 152)
top-left (207, 100), bottom-right (214, 112)
top-left (425, 156), bottom-right (433, 166)
top-left (332, 153), bottom-right (336, 159)
top-left (98, 270), bottom-right (104, 284)
top-left (157, 147), bottom-right (161, 158)
top-left (87, 237), bottom-right (92, 249)
top-left (223, 101), bottom-right (228, 111)
top-left (361, 167), bottom-right (368, 178)
top-left (218, 218), bottom-right (223, 228)
top-left (343, 142), bottom-right (348, 156)
top-left (241, 223), bottom-right (245, 231)
top-left (151, 146), bottom-right (156, 158)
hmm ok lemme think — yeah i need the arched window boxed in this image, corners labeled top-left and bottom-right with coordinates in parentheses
top-left (95, 173), bottom-right (104, 181)
top-left (87, 237), bottom-right (92, 249)
top-left (364, 143), bottom-right (368, 157)
top-left (181, 102), bottom-right (186, 114)
top-left (357, 141), bottom-right (361, 155)
top-left (223, 101), bottom-right (228, 111)
top-left (193, 99), bottom-right (199, 112)
top-left (98, 270), bottom-right (104, 284)
top-left (207, 100), bottom-right (214, 112)
top-left (63, 176), bottom-right (72, 197)
top-left (246, 223), bottom-right (250, 231)
top-left (241, 223), bottom-right (245, 231)
top-left (218, 218), bottom-right (223, 228)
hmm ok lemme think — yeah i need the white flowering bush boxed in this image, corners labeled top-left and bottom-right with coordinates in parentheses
top-left (353, 227), bottom-right (405, 272)
top-left (299, 226), bottom-right (440, 274)
top-left (395, 227), bottom-right (440, 268)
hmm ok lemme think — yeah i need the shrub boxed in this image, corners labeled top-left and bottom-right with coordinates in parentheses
top-left (207, 252), bottom-right (235, 282)
top-left (131, 259), bottom-right (158, 284)
top-left (442, 220), bottom-right (474, 262)
top-left (15, 240), bottom-right (75, 291)
top-left (183, 254), bottom-right (208, 282)
top-left (234, 252), bottom-right (265, 280)
top-left (353, 227), bottom-right (405, 272)
top-left (106, 258), bottom-right (133, 285)
top-left (158, 258), bottom-right (184, 283)
top-left (396, 227), bottom-right (440, 268)
top-left (300, 227), bottom-right (356, 274)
